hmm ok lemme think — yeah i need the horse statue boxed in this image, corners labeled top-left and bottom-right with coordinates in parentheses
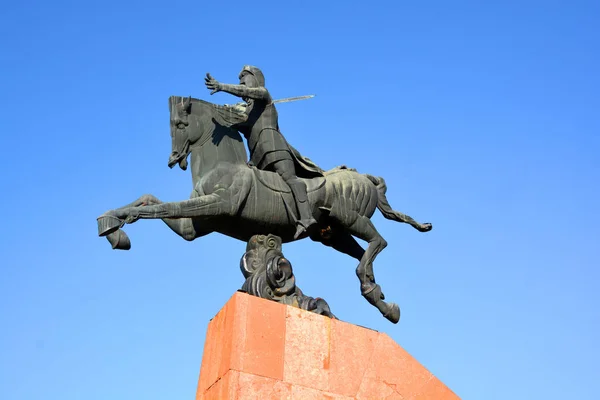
top-left (97, 96), bottom-right (432, 323)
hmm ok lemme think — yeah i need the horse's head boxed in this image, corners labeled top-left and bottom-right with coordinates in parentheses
top-left (168, 96), bottom-right (248, 171)
top-left (168, 96), bottom-right (207, 170)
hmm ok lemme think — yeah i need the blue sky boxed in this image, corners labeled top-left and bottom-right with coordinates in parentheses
top-left (1, 1), bottom-right (598, 399)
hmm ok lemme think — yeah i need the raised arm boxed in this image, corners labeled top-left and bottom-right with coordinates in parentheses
top-left (205, 73), bottom-right (270, 101)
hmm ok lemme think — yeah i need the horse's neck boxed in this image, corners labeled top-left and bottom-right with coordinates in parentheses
top-left (189, 125), bottom-right (247, 186)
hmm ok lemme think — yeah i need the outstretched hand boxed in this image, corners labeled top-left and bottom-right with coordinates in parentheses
top-left (204, 73), bottom-right (222, 95)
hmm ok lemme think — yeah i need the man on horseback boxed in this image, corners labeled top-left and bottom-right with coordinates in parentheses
top-left (204, 65), bottom-right (322, 239)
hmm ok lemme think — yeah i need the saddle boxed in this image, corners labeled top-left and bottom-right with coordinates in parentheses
top-left (253, 167), bottom-right (326, 194)
top-left (252, 165), bottom-right (356, 194)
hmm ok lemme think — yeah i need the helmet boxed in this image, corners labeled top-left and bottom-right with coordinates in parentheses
top-left (239, 65), bottom-right (265, 87)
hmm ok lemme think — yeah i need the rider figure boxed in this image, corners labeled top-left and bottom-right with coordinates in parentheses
top-left (205, 65), bottom-right (318, 239)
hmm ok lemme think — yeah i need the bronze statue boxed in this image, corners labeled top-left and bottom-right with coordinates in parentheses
top-left (97, 69), bottom-right (432, 323)
top-left (205, 66), bottom-right (319, 239)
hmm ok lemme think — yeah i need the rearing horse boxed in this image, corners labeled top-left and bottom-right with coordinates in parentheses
top-left (97, 96), bottom-right (432, 323)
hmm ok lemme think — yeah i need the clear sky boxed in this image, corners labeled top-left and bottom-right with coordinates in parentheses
top-left (1, 1), bottom-right (598, 399)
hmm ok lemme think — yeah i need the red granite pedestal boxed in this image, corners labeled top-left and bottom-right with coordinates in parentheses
top-left (196, 292), bottom-right (460, 399)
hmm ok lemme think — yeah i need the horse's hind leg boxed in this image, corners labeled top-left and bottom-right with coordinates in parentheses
top-left (326, 232), bottom-right (365, 262)
top-left (345, 217), bottom-right (400, 323)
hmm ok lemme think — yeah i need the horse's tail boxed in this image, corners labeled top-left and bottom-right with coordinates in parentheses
top-left (366, 175), bottom-right (432, 232)
top-left (366, 175), bottom-right (406, 223)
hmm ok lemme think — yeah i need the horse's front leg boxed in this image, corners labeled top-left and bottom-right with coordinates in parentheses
top-left (98, 193), bottom-right (227, 237)
top-left (121, 193), bottom-right (225, 220)
top-left (119, 194), bottom-right (202, 242)
top-left (98, 194), bottom-right (205, 250)
top-left (98, 193), bottom-right (162, 231)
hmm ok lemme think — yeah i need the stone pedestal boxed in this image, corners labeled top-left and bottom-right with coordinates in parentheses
top-left (196, 292), bottom-right (460, 399)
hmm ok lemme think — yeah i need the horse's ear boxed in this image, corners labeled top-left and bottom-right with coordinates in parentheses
top-left (183, 96), bottom-right (192, 114)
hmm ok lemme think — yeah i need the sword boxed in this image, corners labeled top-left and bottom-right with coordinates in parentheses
top-left (223, 95), bottom-right (315, 110)
top-left (272, 94), bottom-right (315, 104)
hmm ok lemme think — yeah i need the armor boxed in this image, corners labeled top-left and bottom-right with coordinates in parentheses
top-left (205, 66), bottom-right (320, 238)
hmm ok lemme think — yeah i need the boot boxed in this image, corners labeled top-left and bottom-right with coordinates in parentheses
top-left (286, 178), bottom-right (317, 239)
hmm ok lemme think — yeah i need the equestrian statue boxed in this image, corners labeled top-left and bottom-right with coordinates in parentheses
top-left (97, 65), bottom-right (432, 323)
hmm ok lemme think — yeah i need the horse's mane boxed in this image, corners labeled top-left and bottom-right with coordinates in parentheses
top-left (170, 96), bottom-right (230, 109)
top-left (169, 96), bottom-right (216, 111)
top-left (169, 95), bottom-right (247, 128)
top-left (189, 97), bottom-right (215, 107)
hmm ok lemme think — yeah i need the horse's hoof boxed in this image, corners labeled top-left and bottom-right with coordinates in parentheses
top-left (97, 214), bottom-right (124, 237)
top-left (384, 302), bottom-right (401, 324)
top-left (420, 223), bottom-right (433, 232)
top-left (106, 229), bottom-right (131, 250)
